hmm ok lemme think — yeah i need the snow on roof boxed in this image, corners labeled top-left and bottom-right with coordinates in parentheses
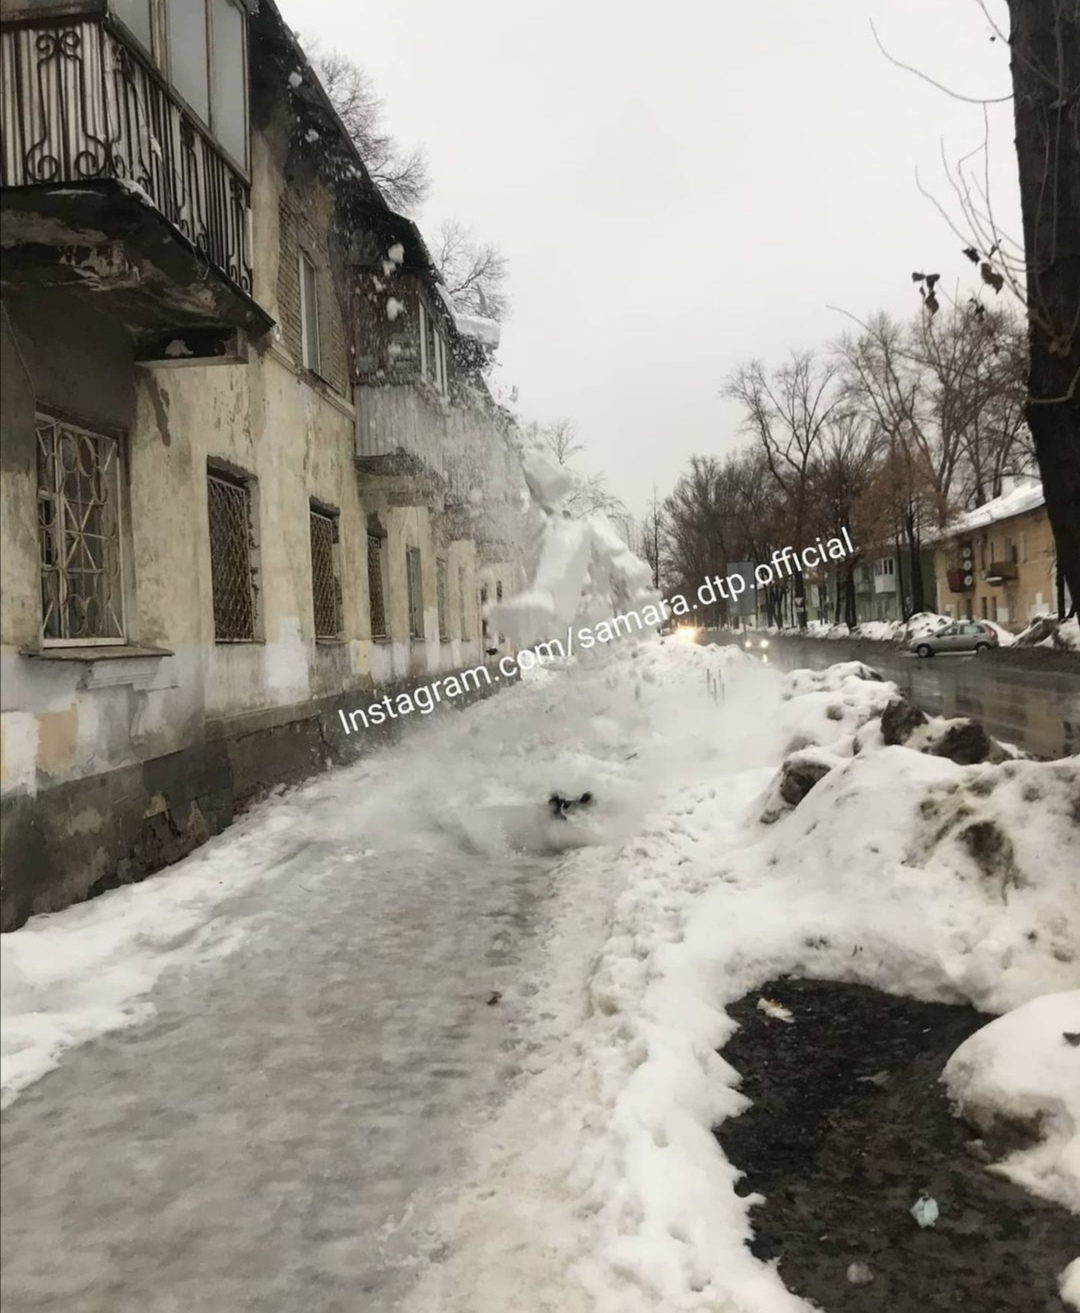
top-left (930, 478), bottom-right (1045, 541)
top-left (453, 313), bottom-right (501, 349)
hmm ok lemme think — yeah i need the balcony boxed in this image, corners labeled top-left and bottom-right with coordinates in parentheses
top-left (0, 12), bottom-right (272, 350)
top-left (984, 561), bottom-right (1018, 585)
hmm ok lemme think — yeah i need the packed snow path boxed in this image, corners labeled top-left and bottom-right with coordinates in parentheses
top-left (3, 645), bottom-right (1078, 1313)
top-left (0, 754), bottom-right (594, 1307)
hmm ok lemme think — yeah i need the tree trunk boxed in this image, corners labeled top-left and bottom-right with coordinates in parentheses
top-left (845, 562), bottom-right (857, 629)
top-left (1006, 0), bottom-right (1080, 612)
top-left (907, 518), bottom-right (925, 614)
top-left (894, 530), bottom-right (910, 622)
top-left (792, 565), bottom-right (808, 629)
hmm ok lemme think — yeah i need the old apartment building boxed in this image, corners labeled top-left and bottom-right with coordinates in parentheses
top-left (0, 0), bottom-right (527, 927)
top-left (930, 479), bottom-right (1067, 630)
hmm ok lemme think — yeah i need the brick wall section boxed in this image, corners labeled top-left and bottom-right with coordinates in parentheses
top-left (276, 170), bottom-right (350, 396)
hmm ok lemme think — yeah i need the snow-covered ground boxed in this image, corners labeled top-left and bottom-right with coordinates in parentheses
top-left (2, 641), bottom-right (1077, 1312)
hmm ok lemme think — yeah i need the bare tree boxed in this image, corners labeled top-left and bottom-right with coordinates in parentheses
top-left (523, 418), bottom-right (625, 519)
top-left (724, 351), bottom-right (843, 627)
top-left (531, 417), bottom-right (583, 466)
top-left (564, 473), bottom-right (628, 520)
top-left (433, 219), bottom-right (510, 321)
top-left (306, 44), bottom-right (430, 214)
top-left (640, 486), bottom-right (665, 591)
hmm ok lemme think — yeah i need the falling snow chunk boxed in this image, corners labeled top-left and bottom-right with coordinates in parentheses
top-left (305, 129), bottom-right (319, 143)
top-left (757, 997), bottom-right (794, 1023)
top-left (387, 243), bottom-right (405, 264)
top-left (910, 1194), bottom-right (940, 1228)
top-left (287, 70), bottom-right (302, 88)
top-left (386, 297), bottom-right (404, 321)
top-left (164, 339), bottom-right (193, 358)
top-left (847, 1262), bottom-right (875, 1285)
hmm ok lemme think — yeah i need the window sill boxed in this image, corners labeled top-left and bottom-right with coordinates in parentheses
top-left (22, 643), bottom-right (174, 662)
top-left (21, 643), bottom-right (174, 691)
top-left (371, 635), bottom-right (392, 644)
top-left (315, 637), bottom-right (347, 646)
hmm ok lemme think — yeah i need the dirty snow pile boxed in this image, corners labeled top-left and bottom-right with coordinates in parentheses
top-left (564, 664), bottom-right (1079, 1312)
top-left (410, 647), bottom-right (1080, 1313)
top-left (1016, 613), bottom-right (1080, 651)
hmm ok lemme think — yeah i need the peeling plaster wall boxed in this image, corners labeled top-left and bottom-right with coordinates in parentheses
top-left (0, 110), bottom-right (525, 928)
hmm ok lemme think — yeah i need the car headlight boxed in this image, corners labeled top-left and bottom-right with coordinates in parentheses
top-left (759, 639), bottom-right (769, 649)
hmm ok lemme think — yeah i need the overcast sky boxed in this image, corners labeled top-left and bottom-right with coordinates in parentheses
top-left (280, 0), bottom-right (1021, 518)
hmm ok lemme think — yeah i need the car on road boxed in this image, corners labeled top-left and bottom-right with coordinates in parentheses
top-left (910, 621), bottom-right (999, 658)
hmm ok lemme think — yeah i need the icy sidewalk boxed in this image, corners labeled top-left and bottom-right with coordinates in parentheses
top-left (1, 642), bottom-right (768, 1313)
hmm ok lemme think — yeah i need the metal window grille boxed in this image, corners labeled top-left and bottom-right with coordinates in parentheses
top-left (406, 546), bottom-right (424, 639)
top-left (367, 533), bottom-right (387, 638)
top-left (36, 413), bottom-right (125, 643)
top-left (436, 558), bottom-right (449, 640)
top-left (300, 252), bottom-right (321, 374)
top-left (207, 471), bottom-right (256, 641)
top-left (310, 509), bottom-right (342, 639)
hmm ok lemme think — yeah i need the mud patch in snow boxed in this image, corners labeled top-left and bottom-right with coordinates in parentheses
top-left (716, 978), bottom-right (1077, 1312)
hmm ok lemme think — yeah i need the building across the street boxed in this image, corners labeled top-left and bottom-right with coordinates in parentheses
top-left (0, 0), bottom-right (528, 927)
top-left (928, 479), bottom-right (1068, 629)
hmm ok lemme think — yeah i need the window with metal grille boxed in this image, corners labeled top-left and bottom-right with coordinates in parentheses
top-left (367, 531), bottom-right (387, 638)
top-left (406, 546), bottom-right (424, 638)
top-left (36, 412), bottom-right (125, 644)
top-left (436, 558), bottom-right (450, 640)
top-left (207, 469), bottom-right (257, 641)
top-left (309, 506), bottom-right (343, 639)
top-left (299, 251), bottom-right (321, 374)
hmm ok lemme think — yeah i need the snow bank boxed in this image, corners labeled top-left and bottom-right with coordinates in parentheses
top-left (0, 798), bottom-right (306, 1107)
top-left (944, 991), bottom-right (1080, 1212)
top-left (554, 658), bottom-right (1080, 1310)
top-left (1016, 613), bottom-right (1080, 651)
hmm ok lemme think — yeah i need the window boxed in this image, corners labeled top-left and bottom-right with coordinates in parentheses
top-left (113, 0), bottom-right (153, 49)
top-left (299, 253), bottom-right (321, 374)
top-left (367, 518), bottom-right (388, 639)
top-left (990, 595), bottom-right (998, 623)
top-left (480, 583), bottom-right (489, 642)
top-left (418, 302), bottom-right (448, 396)
top-left (209, 0), bottom-right (247, 165)
top-left (36, 413), bottom-right (125, 644)
top-left (309, 505), bottom-right (343, 640)
top-left (167, 0), bottom-right (210, 121)
top-left (207, 467), bottom-right (257, 641)
top-left (437, 558), bottom-right (450, 640)
top-left (406, 547), bottom-right (424, 639)
top-left (119, 1), bottom-right (249, 168)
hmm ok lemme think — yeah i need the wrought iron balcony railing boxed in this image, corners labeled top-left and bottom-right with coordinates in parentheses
top-left (1, 14), bottom-right (253, 296)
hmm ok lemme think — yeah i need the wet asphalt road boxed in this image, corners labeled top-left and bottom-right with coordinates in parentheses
top-left (704, 633), bottom-right (1080, 758)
